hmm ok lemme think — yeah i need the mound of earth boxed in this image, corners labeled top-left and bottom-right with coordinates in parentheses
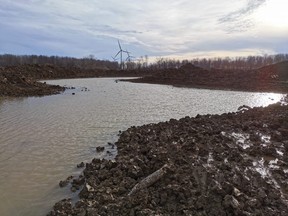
top-left (0, 72), bottom-right (64, 97)
top-left (258, 61), bottom-right (288, 81)
top-left (48, 96), bottom-right (288, 215)
top-left (126, 62), bottom-right (288, 93)
top-left (0, 64), bottom-right (158, 96)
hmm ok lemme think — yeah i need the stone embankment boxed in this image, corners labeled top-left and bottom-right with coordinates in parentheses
top-left (49, 96), bottom-right (288, 215)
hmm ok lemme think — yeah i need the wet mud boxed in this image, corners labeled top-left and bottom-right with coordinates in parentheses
top-left (48, 96), bottom-right (288, 215)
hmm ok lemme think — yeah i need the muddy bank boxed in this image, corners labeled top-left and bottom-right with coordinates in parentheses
top-left (0, 64), bottom-right (66, 97)
top-left (48, 96), bottom-right (288, 215)
top-left (0, 64), bottom-right (153, 80)
top-left (1, 61), bottom-right (287, 97)
top-left (0, 73), bottom-right (64, 97)
top-left (0, 64), bottom-right (153, 97)
top-left (125, 61), bottom-right (288, 93)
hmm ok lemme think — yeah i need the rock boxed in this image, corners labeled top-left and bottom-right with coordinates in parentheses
top-left (59, 180), bottom-right (69, 188)
top-left (59, 176), bottom-right (73, 188)
top-left (223, 195), bottom-right (240, 209)
top-left (77, 162), bottom-right (85, 168)
top-left (96, 146), bottom-right (105, 152)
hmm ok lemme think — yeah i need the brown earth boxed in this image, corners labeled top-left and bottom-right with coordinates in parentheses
top-left (125, 61), bottom-right (288, 93)
top-left (0, 64), bottom-right (152, 97)
top-left (0, 72), bottom-right (64, 97)
top-left (1, 61), bottom-right (288, 97)
top-left (48, 96), bottom-right (288, 216)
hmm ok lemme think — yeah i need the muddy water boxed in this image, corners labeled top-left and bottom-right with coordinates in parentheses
top-left (0, 78), bottom-right (285, 216)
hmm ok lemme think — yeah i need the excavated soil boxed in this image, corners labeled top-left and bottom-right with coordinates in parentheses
top-left (0, 73), bottom-right (64, 97)
top-left (48, 96), bottom-right (288, 216)
top-left (0, 65), bottom-right (66, 97)
top-left (0, 64), bottom-right (153, 97)
top-left (126, 62), bottom-right (288, 93)
top-left (1, 61), bottom-right (287, 96)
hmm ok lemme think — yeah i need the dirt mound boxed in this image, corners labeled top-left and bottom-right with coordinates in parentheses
top-left (0, 72), bottom-right (64, 97)
top-left (258, 61), bottom-right (288, 81)
top-left (0, 64), bottom-right (154, 97)
top-left (155, 63), bottom-right (208, 79)
top-left (48, 98), bottom-right (288, 215)
top-left (126, 62), bottom-right (288, 93)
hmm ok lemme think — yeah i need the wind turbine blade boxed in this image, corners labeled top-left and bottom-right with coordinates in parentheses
top-left (118, 40), bottom-right (122, 50)
top-left (114, 51), bottom-right (121, 58)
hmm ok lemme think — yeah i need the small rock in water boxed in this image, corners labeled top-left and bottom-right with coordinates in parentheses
top-left (59, 176), bottom-right (73, 188)
top-left (96, 146), bottom-right (105, 152)
top-left (77, 162), bottom-right (85, 168)
top-left (59, 180), bottom-right (69, 188)
top-left (108, 142), bottom-right (115, 149)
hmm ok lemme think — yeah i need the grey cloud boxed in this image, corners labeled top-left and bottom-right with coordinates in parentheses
top-left (219, 0), bottom-right (266, 23)
top-left (219, 0), bottom-right (266, 33)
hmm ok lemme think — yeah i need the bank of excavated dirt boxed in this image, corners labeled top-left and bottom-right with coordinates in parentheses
top-left (126, 61), bottom-right (288, 93)
top-left (0, 65), bottom-right (66, 97)
top-left (0, 64), bottom-right (154, 97)
top-left (1, 61), bottom-right (287, 97)
top-left (0, 73), bottom-right (64, 97)
top-left (48, 96), bottom-right (288, 216)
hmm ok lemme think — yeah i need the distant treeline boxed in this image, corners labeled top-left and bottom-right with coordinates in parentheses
top-left (1, 53), bottom-right (288, 71)
top-left (0, 54), bottom-right (118, 70)
top-left (129, 53), bottom-right (288, 70)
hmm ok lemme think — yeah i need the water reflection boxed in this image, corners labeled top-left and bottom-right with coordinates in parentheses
top-left (0, 78), bottom-right (285, 216)
top-left (250, 92), bottom-right (284, 107)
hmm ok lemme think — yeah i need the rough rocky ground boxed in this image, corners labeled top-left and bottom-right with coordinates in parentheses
top-left (48, 96), bottom-right (288, 215)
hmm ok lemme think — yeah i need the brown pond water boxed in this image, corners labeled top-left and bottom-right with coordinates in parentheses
top-left (0, 78), bottom-right (285, 216)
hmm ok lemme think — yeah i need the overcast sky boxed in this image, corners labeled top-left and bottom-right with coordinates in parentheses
top-left (0, 0), bottom-right (287, 61)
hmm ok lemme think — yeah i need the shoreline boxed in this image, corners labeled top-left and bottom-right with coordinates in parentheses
top-left (1, 62), bottom-right (288, 97)
top-left (0, 64), bottom-right (146, 97)
top-left (123, 78), bottom-right (288, 94)
top-left (48, 96), bottom-right (288, 215)
top-left (124, 61), bottom-right (288, 94)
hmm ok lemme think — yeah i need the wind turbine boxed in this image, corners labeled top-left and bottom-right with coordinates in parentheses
top-left (113, 40), bottom-right (130, 70)
top-left (125, 50), bottom-right (135, 62)
top-left (111, 55), bottom-right (118, 62)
